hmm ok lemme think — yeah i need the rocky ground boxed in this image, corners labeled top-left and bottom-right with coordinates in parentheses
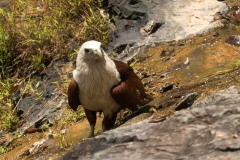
top-left (1, 0), bottom-right (240, 159)
top-left (61, 86), bottom-right (240, 160)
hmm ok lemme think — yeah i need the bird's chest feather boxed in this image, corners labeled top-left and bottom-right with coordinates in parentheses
top-left (73, 62), bottom-right (121, 112)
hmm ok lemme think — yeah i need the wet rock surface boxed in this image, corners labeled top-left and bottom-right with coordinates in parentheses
top-left (61, 86), bottom-right (240, 160)
top-left (105, 0), bottom-right (228, 61)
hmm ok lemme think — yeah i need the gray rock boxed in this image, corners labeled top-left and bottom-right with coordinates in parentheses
top-left (140, 20), bottom-right (164, 36)
top-left (61, 86), bottom-right (240, 160)
top-left (106, 0), bottom-right (228, 62)
top-left (174, 92), bottom-right (197, 111)
top-left (226, 35), bottom-right (240, 46)
top-left (13, 64), bottom-right (66, 133)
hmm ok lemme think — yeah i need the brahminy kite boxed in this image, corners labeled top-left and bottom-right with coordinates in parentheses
top-left (68, 40), bottom-right (146, 137)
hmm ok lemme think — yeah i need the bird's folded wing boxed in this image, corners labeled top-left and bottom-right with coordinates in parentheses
top-left (111, 60), bottom-right (147, 111)
top-left (68, 78), bottom-right (81, 110)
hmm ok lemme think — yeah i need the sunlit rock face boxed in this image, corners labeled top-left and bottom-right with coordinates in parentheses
top-left (104, 0), bottom-right (228, 61)
top-left (61, 86), bottom-right (240, 160)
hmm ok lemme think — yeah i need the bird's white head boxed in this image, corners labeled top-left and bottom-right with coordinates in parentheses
top-left (77, 40), bottom-right (105, 63)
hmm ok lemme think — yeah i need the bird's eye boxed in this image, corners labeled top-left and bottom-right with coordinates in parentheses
top-left (85, 48), bottom-right (91, 54)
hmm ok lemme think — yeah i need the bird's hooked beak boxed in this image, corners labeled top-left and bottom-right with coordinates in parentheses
top-left (93, 48), bottom-right (104, 60)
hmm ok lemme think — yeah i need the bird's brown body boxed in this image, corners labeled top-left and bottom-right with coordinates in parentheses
top-left (68, 40), bottom-right (146, 137)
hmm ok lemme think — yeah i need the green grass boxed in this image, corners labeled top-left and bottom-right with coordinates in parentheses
top-left (0, 0), bottom-right (109, 79)
top-left (0, 0), bottom-right (109, 132)
top-left (235, 60), bottom-right (240, 67)
top-left (0, 79), bottom-right (18, 132)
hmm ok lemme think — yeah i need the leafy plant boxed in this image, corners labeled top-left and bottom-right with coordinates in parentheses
top-left (1, 112), bottom-right (19, 132)
top-left (53, 132), bottom-right (67, 149)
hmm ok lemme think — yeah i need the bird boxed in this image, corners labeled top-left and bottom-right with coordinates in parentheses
top-left (68, 40), bottom-right (147, 137)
